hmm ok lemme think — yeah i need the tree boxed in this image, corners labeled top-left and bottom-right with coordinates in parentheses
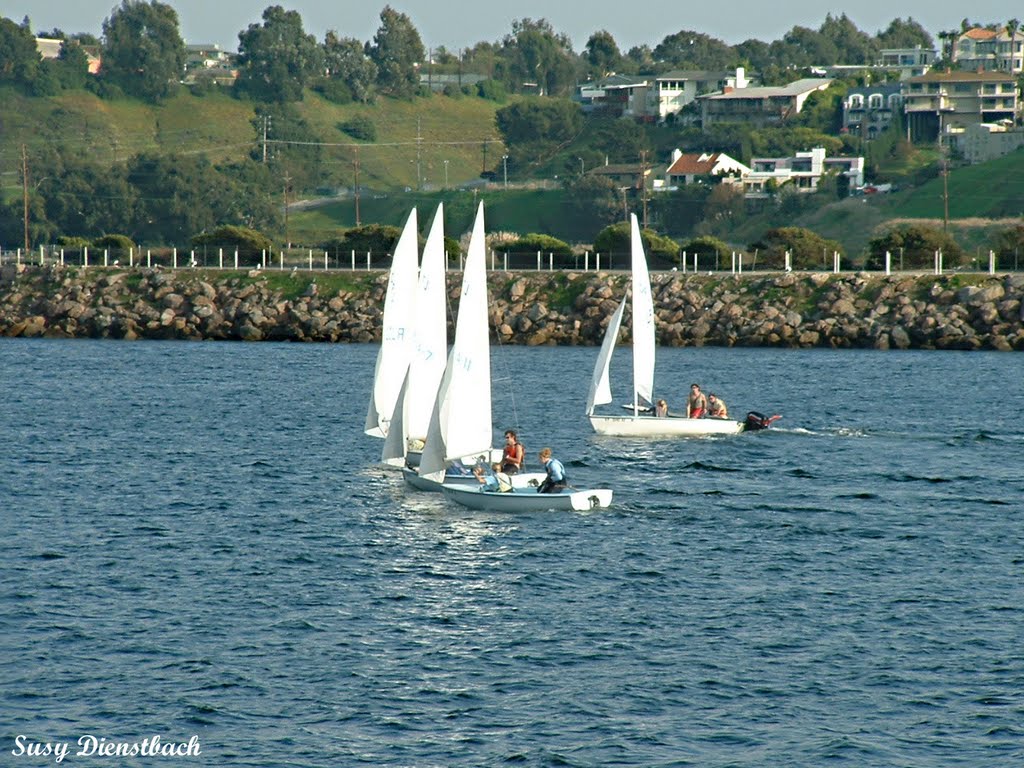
top-left (126, 153), bottom-right (231, 243)
top-left (624, 45), bottom-right (655, 74)
top-left (566, 174), bottom-right (621, 232)
top-left (235, 5), bottom-right (323, 103)
top-left (367, 6), bottom-right (425, 98)
top-left (585, 116), bottom-right (650, 163)
top-left (499, 18), bottom-right (577, 96)
top-left (495, 98), bottom-right (583, 165)
top-left (876, 17), bottom-right (934, 50)
top-left (584, 30), bottom-right (622, 78)
top-left (42, 160), bottom-right (139, 239)
top-left (653, 30), bottom-right (735, 70)
top-left (0, 16), bottom-right (40, 90)
top-left (649, 184), bottom-right (711, 238)
top-left (819, 13), bottom-right (878, 65)
top-left (734, 38), bottom-right (772, 71)
top-left (55, 40), bottom-right (90, 89)
top-left (101, 0), bottom-right (185, 102)
top-left (322, 31), bottom-right (376, 102)
top-left (770, 26), bottom-right (838, 68)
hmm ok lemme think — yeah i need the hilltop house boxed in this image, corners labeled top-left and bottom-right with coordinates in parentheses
top-left (903, 69), bottom-right (1019, 142)
top-left (575, 74), bottom-right (654, 118)
top-left (878, 45), bottom-right (937, 79)
top-left (842, 84), bottom-right (903, 139)
top-left (586, 161), bottom-right (660, 191)
top-left (699, 78), bottom-right (832, 130)
top-left (741, 147), bottom-right (864, 198)
top-left (35, 37), bottom-right (101, 74)
top-left (654, 68), bottom-right (750, 122)
top-left (420, 72), bottom-right (486, 92)
top-left (183, 43), bottom-right (237, 85)
top-left (954, 27), bottom-right (1024, 74)
top-left (662, 149), bottom-right (749, 188)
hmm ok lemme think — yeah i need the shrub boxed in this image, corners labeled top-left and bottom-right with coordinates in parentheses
top-left (192, 225), bottom-right (274, 260)
top-left (680, 236), bottom-right (730, 270)
top-left (92, 234), bottom-right (136, 254)
top-left (339, 115), bottom-right (376, 141)
top-left (865, 224), bottom-right (964, 270)
top-left (750, 227), bottom-right (844, 270)
top-left (314, 78), bottom-right (353, 104)
top-left (476, 78), bottom-right (506, 102)
top-left (594, 222), bottom-right (679, 268)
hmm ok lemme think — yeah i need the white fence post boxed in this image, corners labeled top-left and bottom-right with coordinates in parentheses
top-left (536, 250), bottom-right (541, 271)
top-left (83, 246), bottom-right (88, 269)
top-left (989, 250), bottom-right (996, 274)
top-left (885, 250), bottom-right (891, 275)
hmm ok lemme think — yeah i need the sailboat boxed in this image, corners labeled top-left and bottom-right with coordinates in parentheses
top-left (585, 214), bottom-right (749, 437)
top-left (364, 208), bottom-right (420, 440)
top-left (409, 202), bottom-right (546, 491)
top-left (382, 204), bottom-right (449, 468)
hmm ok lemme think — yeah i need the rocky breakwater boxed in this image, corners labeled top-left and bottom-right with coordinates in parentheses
top-left (0, 264), bottom-right (1021, 350)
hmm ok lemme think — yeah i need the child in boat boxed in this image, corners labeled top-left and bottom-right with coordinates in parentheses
top-left (537, 448), bottom-right (568, 494)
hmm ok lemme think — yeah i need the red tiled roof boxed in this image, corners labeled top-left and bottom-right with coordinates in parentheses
top-left (963, 27), bottom-right (998, 40)
top-left (667, 153), bottom-right (721, 175)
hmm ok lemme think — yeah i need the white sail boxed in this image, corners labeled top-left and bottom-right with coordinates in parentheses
top-left (381, 371), bottom-right (410, 466)
top-left (585, 297), bottom-right (626, 415)
top-left (405, 204), bottom-right (449, 442)
top-left (630, 214), bottom-right (656, 410)
top-left (364, 209), bottom-right (419, 438)
top-left (419, 202), bottom-right (492, 482)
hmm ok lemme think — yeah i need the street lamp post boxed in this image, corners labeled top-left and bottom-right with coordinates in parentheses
top-left (578, 157), bottom-right (585, 175)
top-left (502, 154), bottom-right (509, 189)
top-left (443, 159), bottom-right (449, 189)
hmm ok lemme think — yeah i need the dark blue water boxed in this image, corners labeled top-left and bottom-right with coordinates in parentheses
top-left (2, 338), bottom-right (1022, 767)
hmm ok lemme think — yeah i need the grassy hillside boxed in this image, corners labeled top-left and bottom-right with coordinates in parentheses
top-left (0, 86), bottom-right (505, 194)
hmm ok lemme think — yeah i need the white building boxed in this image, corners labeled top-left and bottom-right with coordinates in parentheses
top-left (742, 148), bottom-right (864, 198)
top-left (654, 68), bottom-right (749, 122)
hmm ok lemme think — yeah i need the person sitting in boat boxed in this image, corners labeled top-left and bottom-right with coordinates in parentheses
top-left (655, 399), bottom-right (669, 418)
top-left (501, 429), bottom-right (525, 475)
top-left (537, 447), bottom-right (568, 494)
top-left (686, 384), bottom-right (708, 419)
top-left (706, 393), bottom-right (728, 419)
top-left (473, 465), bottom-right (513, 492)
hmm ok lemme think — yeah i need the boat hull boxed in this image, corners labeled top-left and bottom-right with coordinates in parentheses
top-left (589, 414), bottom-right (744, 437)
top-left (403, 467), bottom-right (546, 493)
top-left (441, 484), bottom-right (613, 512)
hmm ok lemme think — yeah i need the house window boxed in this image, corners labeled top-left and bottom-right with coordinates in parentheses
top-left (848, 94), bottom-right (864, 108)
top-left (868, 94), bottom-right (883, 108)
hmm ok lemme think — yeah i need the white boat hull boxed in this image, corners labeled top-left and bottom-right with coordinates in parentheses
top-left (441, 484), bottom-right (613, 512)
top-left (589, 414), bottom-right (744, 437)
top-left (403, 467), bottom-right (546, 493)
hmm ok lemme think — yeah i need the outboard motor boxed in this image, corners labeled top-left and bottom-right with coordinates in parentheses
top-left (745, 411), bottom-right (780, 431)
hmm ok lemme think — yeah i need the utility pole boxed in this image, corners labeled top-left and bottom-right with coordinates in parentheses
top-left (482, 140), bottom-right (488, 174)
top-left (941, 156), bottom-right (950, 233)
top-left (640, 150), bottom-right (649, 229)
top-left (262, 115), bottom-right (271, 163)
top-left (283, 172), bottom-right (291, 248)
top-left (22, 143), bottom-right (30, 252)
top-left (415, 115), bottom-right (422, 190)
top-left (353, 148), bottom-right (361, 227)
